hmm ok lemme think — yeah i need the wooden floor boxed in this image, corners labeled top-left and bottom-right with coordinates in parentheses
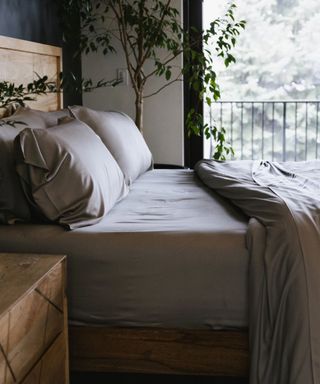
top-left (70, 372), bottom-right (248, 384)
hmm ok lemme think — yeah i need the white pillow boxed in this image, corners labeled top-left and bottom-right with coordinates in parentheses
top-left (69, 106), bottom-right (153, 186)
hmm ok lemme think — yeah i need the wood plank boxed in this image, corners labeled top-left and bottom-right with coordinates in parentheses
top-left (6, 290), bottom-right (48, 381)
top-left (5, 288), bottom-right (63, 381)
top-left (0, 35), bottom-right (61, 57)
top-left (69, 326), bottom-right (249, 377)
top-left (0, 50), bottom-right (33, 83)
top-left (22, 332), bottom-right (67, 384)
top-left (37, 261), bottom-right (64, 311)
top-left (63, 262), bottom-right (70, 384)
top-left (0, 313), bottom-right (13, 384)
top-left (40, 332), bottom-right (67, 384)
top-left (21, 361), bottom-right (41, 384)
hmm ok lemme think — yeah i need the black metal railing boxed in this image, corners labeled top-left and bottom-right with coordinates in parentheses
top-left (204, 101), bottom-right (320, 161)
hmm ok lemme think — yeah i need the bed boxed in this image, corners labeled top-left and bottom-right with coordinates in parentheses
top-left (0, 36), bottom-right (250, 377)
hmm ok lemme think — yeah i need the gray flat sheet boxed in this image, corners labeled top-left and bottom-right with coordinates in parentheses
top-left (195, 159), bottom-right (320, 384)
top-left (0, 169), bottom-right (249, 329)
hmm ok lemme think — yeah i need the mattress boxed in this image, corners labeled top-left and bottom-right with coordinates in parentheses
top-left (0, 169), bottom-right (249, 329)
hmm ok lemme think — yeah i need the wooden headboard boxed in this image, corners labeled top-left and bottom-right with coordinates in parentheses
top-left (0, 35), bottom-right (62, 112)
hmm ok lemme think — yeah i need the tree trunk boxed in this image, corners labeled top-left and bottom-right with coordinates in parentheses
top-left (135, 93), bottom-right (144, 134)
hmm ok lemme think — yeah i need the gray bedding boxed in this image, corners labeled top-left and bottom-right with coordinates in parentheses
top-left (195, 159), bottom-right (320, 384)
top-left (0, 169), bottom-right (249, 329)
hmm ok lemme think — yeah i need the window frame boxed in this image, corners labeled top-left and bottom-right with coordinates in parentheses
top-left (183, 0), bottom-right (204, 168)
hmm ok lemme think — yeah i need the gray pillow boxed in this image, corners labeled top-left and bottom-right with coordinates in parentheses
top-left (14, 119), bottom-right (128, 229)
top-left (4, 107), bottom-right (49, 128)
top-left (11, 107), bottom-right (71, 127)
top-left (28, 108), bottom-right (71, 127)
top-left (0, 109), bottom-right (47, 224)
top-left (69, 106), bottom-right (153, 186)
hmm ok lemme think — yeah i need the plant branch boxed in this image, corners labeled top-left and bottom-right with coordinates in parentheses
top-left (110, 1), bottom-right (138, 93)
top-left (139, 0), bottom-right (172, 70)
top-left (144, 49), bottom-right (183, 81)
top-left (144, 73), bottom-right (183, 99)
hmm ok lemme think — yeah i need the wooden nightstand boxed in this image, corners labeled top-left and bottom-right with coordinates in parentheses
top-left (0, 253), bottom-right (69, 384)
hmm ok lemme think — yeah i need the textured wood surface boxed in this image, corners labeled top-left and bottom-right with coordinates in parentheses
top-left (22, 332), bottom-right (66, 384)
top-left (0, 36), bottom-right (61, 56)
top-left (0, 35), bottom-right (62, 111)
top-left (0, 254), bottom-right (64, 316)
top-left (0, 253), bottom-right (68, 384)
top-left (70, 326), bottom-right (249, 377)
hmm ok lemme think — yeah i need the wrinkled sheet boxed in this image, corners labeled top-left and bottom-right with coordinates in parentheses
top-left (0, 169), bottom-right (249, 328)
top-left (195, 159), bottom-right (320, 384)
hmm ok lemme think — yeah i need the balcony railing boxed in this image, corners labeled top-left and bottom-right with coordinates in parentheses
top-left (204, 101), bottom-right (320, 161)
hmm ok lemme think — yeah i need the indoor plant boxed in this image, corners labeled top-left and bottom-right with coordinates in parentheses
top-left (60, 0), bottom-right (245, 159)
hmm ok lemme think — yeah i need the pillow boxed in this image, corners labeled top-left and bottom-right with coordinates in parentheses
top-left (5, 107), bottom-right (49, 128)
top-left (0, 102), bottom-right (20, 118)
top-left (69, 106), bottom-right (153, 186)
top-left (14, 119), bottom-right (128, 229)
top-left (29, 108), bottom-right (71, 127)
top-left (0, 110), bottom-right (48, 224)
top-left (10, 107), bottom-right (71, 127)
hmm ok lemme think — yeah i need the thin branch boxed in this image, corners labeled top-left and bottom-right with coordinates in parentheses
top-left (134, 0), bottom-right (146, 88)
top-left (143, 48), bottom-right (184, 82)
top-left (141, 27), bottom-right (207, 83)
top-left (126, 34), bottom-right (139, 66)
top-left (107, 30), bottom-right (122, 43)
top-left (139, 0), bottom-right (172, 68)
top-left (144, 74), bottom-right (183, 99)
top-left (109, 1), bottom-right (138, 94)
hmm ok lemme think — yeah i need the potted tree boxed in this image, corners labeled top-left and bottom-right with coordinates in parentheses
top-left (60, 0), bottom-right (245, 159)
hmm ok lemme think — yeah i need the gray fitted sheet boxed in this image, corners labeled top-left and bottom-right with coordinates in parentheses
top-left (0, 169), bottom-right (249, 329)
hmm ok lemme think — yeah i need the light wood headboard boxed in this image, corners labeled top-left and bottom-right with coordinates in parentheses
top-left (0, 35), bottom-right (63, 111)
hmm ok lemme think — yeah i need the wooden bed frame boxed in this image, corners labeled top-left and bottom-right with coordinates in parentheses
top-left (0, 35), bottom-right (249, 378)
top-left (69, 326), bottom-right (248, 377)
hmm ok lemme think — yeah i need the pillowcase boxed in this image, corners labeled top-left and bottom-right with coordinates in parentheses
top-left (10, 107), bottom-right (71, 127)
top-left (69, 106), bottom-right (153, 186)
top-left (0, 109), bottom-right (48, 224)
top-left (5, 107), bottom-right (49, 128)
top-left (0, 102), bottom-right (20, 118)
top-left (28, 108), bottom-right (71, 127)
top-left (14, 119), bottom-right (128, 229)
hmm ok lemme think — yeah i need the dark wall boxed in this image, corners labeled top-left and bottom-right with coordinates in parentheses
top-left (0, 0), bottom-right (61, 45)
top-left (0, 0), bottom-right (82, 106)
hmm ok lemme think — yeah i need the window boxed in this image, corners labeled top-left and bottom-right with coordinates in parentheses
top-left (186, 0), bottom-right (320, 163)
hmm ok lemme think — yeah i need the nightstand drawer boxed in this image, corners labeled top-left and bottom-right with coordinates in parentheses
top-left (0, 255), bottom-right (67, 384)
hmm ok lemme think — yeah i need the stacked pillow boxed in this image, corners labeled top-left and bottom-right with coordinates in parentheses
top-left (69, 106), bottom-right (153, 186)
top-left (22, 108), bottom-right (71, 127)
top-left (15, 119), bottom-right (128, 229)
top-left (0, 108), bottom-right (48, 224)
top-left (1, 106), bottom-right (153, 229)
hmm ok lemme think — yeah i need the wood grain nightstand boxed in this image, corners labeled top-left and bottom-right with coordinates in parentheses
top-left (0, 253), bottom-right (69, 384)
